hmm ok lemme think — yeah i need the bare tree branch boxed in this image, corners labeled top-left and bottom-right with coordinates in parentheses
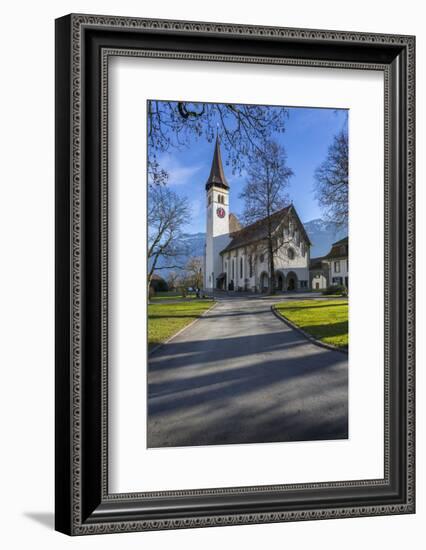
top-left (147, 101), bottom-right (289, 185)
top-left (182, 257), bottom-right (204, 292)
top-left (239, 139), bottom-right (293, 294)
top-left (314, 130), bottom-right (349, 227)
top-left (148, 186), bottom-right (190, 289)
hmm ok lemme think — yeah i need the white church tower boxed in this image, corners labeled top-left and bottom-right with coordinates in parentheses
top-left (204, 137), bottom-right (231, 290)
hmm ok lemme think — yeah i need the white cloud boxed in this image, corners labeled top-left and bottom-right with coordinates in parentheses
top-left (190, 198), bottom-right (202, 218)
top-left (157, 153), bottom-right (203, 186)
top-left (226, 169), bottom-right (247, 186)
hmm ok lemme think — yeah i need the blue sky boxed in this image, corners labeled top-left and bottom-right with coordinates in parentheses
top-left (151, 105), bottom-right (348, 234)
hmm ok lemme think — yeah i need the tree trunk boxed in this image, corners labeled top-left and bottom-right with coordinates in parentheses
top-left (268, 237), bottom-right (275, 295)
top-left (147, 251), bottom-right (160, 304)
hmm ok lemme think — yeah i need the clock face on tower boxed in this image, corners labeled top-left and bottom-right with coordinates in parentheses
top-left (216, 207), bottom-right (225, 219)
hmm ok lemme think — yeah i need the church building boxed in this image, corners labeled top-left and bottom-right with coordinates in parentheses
top-left (204, 138), bottom-right (311, 292)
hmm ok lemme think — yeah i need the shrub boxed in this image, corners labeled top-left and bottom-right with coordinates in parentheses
top-left (149, 277), bottom-right (168, 292)
top-left (322, 284), bottom-right (348, 296)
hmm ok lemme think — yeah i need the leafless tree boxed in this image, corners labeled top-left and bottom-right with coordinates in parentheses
top-left (148, 157), bottom-right (169, 186)
top-left (148, 186), bottom-right (190, 291)
top-left (176, 275), bottom-right (188, 298)
top-left (148, 101), bottom-right (289, 184)
top-left (314, 129), bottom-right (349, 227)
top-left (166, 271), bottom-right (180, 291)
top-left (239, 139), bottom-right (293, 293)
top-left (183, 257), bottom-right (204, 295)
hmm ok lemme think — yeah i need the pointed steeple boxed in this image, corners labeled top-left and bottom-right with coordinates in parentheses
top-left (205, 137), bottom-right (229, 191)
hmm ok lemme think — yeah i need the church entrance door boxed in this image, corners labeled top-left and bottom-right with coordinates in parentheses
top-left (260, 272), bottom-right (269, 292)
top-left (286, 271), bottom-right (298, 291)
top-left (216, 274), bottom-right (226, 290)
top-left (276, 272), bottom-right (284, 291)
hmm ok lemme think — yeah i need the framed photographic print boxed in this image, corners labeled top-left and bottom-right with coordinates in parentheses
top-left (55, 14), bottom-right (415, 535)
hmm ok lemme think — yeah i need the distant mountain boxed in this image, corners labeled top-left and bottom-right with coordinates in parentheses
top-left (149, 232), bottom-right (205, 279)
top-left (304, 218), bottom-right (348, 258)
top-left (152, 220), bottom-right (347, 278)
top-left (180, 232), bottom-right (206, 257)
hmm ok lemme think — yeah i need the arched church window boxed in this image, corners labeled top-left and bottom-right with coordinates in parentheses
top-left (259, 254), bottom-right (265, 263)
top-left (240, 257), bottom-right (243, 278)
top-left (301, 242), bottom-right (305, 256)
top-left (287, 247), bottom-right (295, 260)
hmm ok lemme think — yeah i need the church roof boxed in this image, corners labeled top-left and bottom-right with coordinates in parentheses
top-left (309, 256), bottom-right (327, 269)
top-left (220, 204), bottom-right (312, 254)
top-left (229, 213), bottom-right (242, 233)
top-left (205, 137), bottom-right (229, 191)
top-left (324, 236), bottom-right (348, 259)
top-left (331, 236), bottom-right (348, 247)
top-left (220, 206), bottom-right (290, 253)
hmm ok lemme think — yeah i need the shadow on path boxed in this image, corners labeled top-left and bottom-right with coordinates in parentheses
top-left (147, 297), bottom-right (348, 448)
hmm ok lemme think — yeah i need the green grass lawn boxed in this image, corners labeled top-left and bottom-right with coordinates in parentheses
top-left (148, 300), bottom-right (214, 350)
top-left (275, 299), bottom-right (348, 349)
top-left (151, 291), bottom-right (196, 301)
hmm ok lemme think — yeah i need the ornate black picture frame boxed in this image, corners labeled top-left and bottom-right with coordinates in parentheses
top-left (55, 13), bottom-right (415, 535)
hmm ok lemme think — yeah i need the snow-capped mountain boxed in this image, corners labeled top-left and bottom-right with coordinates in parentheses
top-left (151, 220), bottom-right (347, 278)
top-left (149, 233), bottom-right (205, 278)
top-left (179, 232), bottom-right (206, 257)
top-left (303, 218), bottom-right (348, 258)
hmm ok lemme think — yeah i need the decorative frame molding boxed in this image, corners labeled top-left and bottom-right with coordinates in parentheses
top-left (55, 13), bottom-right (415, 535)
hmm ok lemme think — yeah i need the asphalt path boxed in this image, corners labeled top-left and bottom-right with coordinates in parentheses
top-left (147, 295), bottom-right (348, 447)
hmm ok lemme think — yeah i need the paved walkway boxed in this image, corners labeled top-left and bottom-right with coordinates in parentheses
top-left (147, 296), bottom-right (348, 448)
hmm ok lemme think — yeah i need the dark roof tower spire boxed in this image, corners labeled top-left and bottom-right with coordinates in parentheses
top-left (205, 136), bottom-right (229, 191)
